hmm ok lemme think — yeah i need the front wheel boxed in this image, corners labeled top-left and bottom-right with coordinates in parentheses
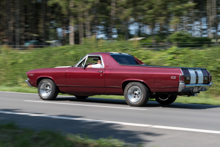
top-left (124, 82), bottom-right (149, 106)
top-left (38, 79), bottom-right (58, 100)
top-left (155, 94), bottom-right (177, 105)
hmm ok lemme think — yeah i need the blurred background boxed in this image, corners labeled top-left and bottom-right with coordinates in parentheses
top-left (0, 0), bottom-right (220, 48)
top-left (0, 0), bottom-right (219, 104)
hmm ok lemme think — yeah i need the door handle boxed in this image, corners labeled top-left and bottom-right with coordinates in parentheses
top-left (98, 71), bottom-right (103, 73)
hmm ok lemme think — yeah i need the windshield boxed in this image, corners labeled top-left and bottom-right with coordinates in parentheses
top-left (111, 54), bottom-right (139, 65)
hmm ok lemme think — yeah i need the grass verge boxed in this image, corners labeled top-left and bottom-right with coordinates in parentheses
top-left (0, 86), bottom-right (37, 93)
top-left (1, 86), bottom-right (220, 105)
top-left (0, 123), bottom-right (128, 147)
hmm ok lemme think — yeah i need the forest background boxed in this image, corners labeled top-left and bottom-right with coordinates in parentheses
top-left (0, 0), bottom-right (220, 46)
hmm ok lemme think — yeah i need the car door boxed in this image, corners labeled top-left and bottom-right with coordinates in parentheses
top-left (66, 55), bottom-right (105, 95)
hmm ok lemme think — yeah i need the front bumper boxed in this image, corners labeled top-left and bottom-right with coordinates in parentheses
top-left (178, 82), bottom-right (212, 93)
top-left (25, 80), bottom-right (32, 87)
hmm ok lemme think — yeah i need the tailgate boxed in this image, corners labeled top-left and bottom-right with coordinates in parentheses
top-left (181, 68), bottom-right (211, 84)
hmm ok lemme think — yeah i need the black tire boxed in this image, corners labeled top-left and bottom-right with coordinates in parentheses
top-left (38, 79), bottom-right (58, 100)
top-left (75, 96), bottom-right (89, 99)
top-left (124, 82), bottom-right (149, 106)
top-left (155, 94), bottom-right (177, 105)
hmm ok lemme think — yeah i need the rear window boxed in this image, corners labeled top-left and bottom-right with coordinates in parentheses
top-left (111, 54), bottom-right (139, 65)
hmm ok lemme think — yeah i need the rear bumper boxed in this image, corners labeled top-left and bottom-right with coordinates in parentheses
top-left (178, 82), bottom-right (212, 93)
top-left (25, 80), bottom-right (32, 87)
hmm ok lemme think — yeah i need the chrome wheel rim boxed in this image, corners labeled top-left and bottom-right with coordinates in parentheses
top-left (128, 86), bottom-right (142, 103)
top-left (40, 82), bottom-right (52, 98)
top-left (158, 95), bottom-right (170, 101)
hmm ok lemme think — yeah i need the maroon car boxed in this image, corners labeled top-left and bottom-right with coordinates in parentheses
top-left (25, 52), bottom-right (212, 106)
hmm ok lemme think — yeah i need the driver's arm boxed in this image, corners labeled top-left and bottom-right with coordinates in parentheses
top-left (87, 65), bottom-right (93, 68)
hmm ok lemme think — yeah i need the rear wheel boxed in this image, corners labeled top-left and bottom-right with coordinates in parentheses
top-left (124, 82), bottom-right (149, 106)
top-left (38, 79), bottom-right (58, 100)
top-left (155, 94), bottom-right (177, 105)
top-left (75, 96), bottom-right (88, 99)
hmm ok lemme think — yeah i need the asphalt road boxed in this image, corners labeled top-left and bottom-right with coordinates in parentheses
top-left (0, 91), bottom-right (220, 147)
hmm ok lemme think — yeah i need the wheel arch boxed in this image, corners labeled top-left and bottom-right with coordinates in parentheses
top-left (37, 76), bottom-right (60, 92)
top-left (122, 80), bottom-right (151, 93)
top-left (37, 76), bottom-right (55, 86)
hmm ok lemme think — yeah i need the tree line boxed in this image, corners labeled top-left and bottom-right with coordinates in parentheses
top-left (0, 0), bottom-right (219, 46)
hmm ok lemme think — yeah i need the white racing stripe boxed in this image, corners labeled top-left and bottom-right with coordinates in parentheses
top-left (0, 110), bottom-right (220, 135)
top-left (188, 69), bottom-right (196, 84)
top-left (24, 100), bottom-right (148, 111)
top-left (196, 70), bottom-right (204, 84)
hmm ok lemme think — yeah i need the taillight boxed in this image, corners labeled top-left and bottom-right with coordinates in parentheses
top-left (206, 70), bottom-right (212, 82)
top-left (179, 75), bottom-right (184, 83)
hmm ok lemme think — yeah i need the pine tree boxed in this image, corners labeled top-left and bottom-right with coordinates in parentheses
top-left (15, 0), bottom-right (20, 47)
top-left (48, 0), bottom-right (69, 44)
top-left (207, 0), bottom-right (217, 38)
top-left (109, 0), bottom-right (116, 40)
top-left (69, 0), bottom-right (75, 45)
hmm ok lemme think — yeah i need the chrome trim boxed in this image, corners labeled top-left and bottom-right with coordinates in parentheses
top-left (180, 68), bottom-right (183, 75)
top-left (127, 86), bottom-right (142, 103)
top-left (40, 82), bottom-right (52, 98)
top-left (185, 82), bottom-right (212, 87)
top-left (178, 82), bottom-right (185, 92)
top-left (110, 52), bottom-right (129, 55)
top-left (178, 82), bottom-right (212, 92)
top-left (25, 80), bottom-right (32, 87)
top-left (55, 66), bottom-right (72, 68)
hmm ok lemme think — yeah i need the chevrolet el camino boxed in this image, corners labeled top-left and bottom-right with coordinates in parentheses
top-left (25, 52), bottom-right (212, 106)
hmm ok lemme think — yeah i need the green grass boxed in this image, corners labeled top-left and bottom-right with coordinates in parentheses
top-left (175, 94), bottom-right (220, 105)
top-left (0, 123), bottom-right (128, 147)
top-left (0, 86), bottom-right (37, 93)
top-left (1, 86), bottom-right (220, 105)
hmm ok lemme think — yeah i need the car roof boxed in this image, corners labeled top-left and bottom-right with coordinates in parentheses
top-left (88, 52), bottom-right (130, 56)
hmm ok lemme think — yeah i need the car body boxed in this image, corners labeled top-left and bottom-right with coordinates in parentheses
top-left (26, 52), bottom-right (212, 106)
top-left (46, 40), bottom-right (62, 47)
top-left (24, 40), bottom-right (49, 48)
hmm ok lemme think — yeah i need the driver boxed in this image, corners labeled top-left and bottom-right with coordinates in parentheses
top-left (87, 59), bottom-right (103, 68)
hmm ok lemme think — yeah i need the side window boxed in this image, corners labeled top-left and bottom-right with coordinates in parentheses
top-left (85, 56), bottom-right (99, 65)
top-left (75, 55), bottom-right (104, 68)
top-left (111, 55), bottom-right (139, 65)
top-left (85, 56), bottom-right (104, 68)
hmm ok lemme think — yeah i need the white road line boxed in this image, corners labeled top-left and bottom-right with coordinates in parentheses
top-left (0, 110), bottom-right (220, 135)
top-left (24, 100), bottom-right (147, 111)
